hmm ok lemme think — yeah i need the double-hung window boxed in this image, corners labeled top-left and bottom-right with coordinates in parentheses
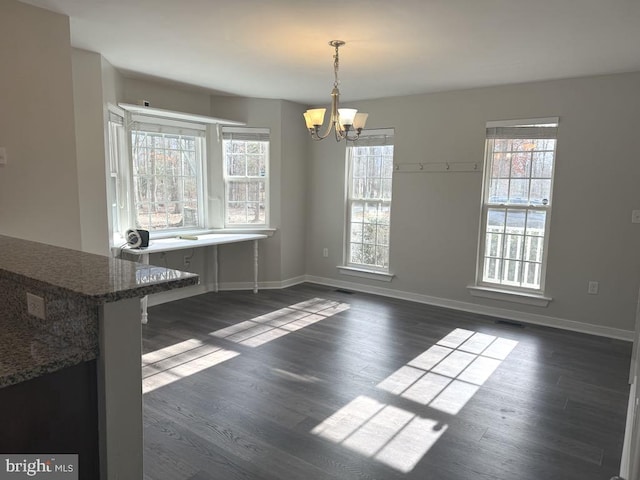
top-left (477, 118), bottom-right (558, 293)
top-left (345, 129), bottom-right (394, 272)
top-left (222, 127), bottom-right (270, 226)
top-left (129, 118), bottom-right (206, 232)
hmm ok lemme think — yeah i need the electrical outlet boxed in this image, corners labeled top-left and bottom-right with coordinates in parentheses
top-left (0, 147), bottom-right (6, 166)
top-left (183, 255), bottom-right (191, 267)
top-left (323, 248), bottom-right (329, 258)
top-left (587, 281), bottom-right (599, 295)
top-left (26, 292), bottom-right (46, 319)
top-left (632, 210), bottom-right (640, 224)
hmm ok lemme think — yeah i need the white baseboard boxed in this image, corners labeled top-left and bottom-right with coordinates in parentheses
top-left (147, 273), bottom-right (632, 341)
top-left (304, 275), bottom-right (634, 341)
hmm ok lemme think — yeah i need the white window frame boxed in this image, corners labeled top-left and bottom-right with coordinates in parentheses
top-left (343, 129), bottom-right (394, 274)
top-left (106, 107), bottom-right (129, 240)
top-left (222, 127), bottom-right (270, 228)
top-left (127, 115), bottom-right (207, 235)
top-left (475, 117), bottom-right (559, 297)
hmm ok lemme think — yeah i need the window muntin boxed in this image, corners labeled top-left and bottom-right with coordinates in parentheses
top-left (222, 128), bottom-right (269, 226)
top-left (478, 121), bottom-right (558, 291)
top-left (130, 127), bottom-right (204, 231)
top-left (346, 132), bottom-right (394, 271)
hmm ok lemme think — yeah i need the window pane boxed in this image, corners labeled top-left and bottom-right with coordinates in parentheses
top-left (377, 224), bottom-right (390, 246)
top-left (510, 152), bottom-right (531, 178)
top-left (379, 204), bottom-right (391, 225)
top-left (487, 209), bottom-right (506, 233)
top-left (526, 211), bottom-right (546, 236)
top-left (502, 259), bottom-right (522, 284)
top-left (531, 152), bottom-right (554, 178)
top-left (351, 202), bottom-right (364, 223)
top-left (493, 139), bottom-right (510, 152)
top-left (508, 179), bottom-right (529, 204)
top-left (485, 232), bottom-right (502, 258)
top-left (491, 153), bottom-right (511, 178)
top-left (483, 257), bottom-right (502, 283)
top-left (346, 140), bottom-right (394, 270)
top-left (525, 236), bottom-right (544, 263)
top-left (351, 223), bottom-right (363, 243)
top-left (504, 234), bottom-right (524, 260)
top-left (376, 246), bottom-right (389, 268)
top-left (350, 243), bottom-right (363, 264)
top-left (506, 209), bottom-right (526, 230)
top-left (223, 137), bottom-right (269, 225)
top-left (523, 261), bottom-right (541, 288)
top-left (488, 179), bottom-right (509, 203)
top-left (530, 179), bottom-right (552, 205)
top-left (247, 154), bottom-right (261, 176)
top-left (364, 202), bottom-right (379, 223)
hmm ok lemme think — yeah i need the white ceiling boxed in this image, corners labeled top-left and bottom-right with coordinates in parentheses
top-left (19, 0), bottom-right (640, 105)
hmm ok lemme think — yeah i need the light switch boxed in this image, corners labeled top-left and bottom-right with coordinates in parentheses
top-left (633, 210), bottom-right (640, 224)
top-left (0, 147), bottom-right (6, 166)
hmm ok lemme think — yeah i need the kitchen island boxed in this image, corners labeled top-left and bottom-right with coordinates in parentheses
top-left (0, 234), bottom-right (198, 480)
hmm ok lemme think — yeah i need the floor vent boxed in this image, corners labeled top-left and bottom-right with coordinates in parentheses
top-left (334, 289), bottom-right (354, 295)
top-left (495, 319), bottom-right (524, 328)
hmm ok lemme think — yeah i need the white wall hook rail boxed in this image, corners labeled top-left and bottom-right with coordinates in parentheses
top-left (393, 162), bottom-right (481, 173)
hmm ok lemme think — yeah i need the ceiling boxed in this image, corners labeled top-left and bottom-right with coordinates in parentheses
top-left (19, 0), bottom-right (640, 105)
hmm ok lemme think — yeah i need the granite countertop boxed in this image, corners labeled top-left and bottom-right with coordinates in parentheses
top-left (0, 234), bottom-right (199, 388)
top-left (0, 310), bottom-right (95, 388)
top-left (0, 235), bottom-right (199, 303)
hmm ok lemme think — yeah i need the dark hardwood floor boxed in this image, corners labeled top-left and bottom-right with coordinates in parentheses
top-left (141, 283), bottom-right (631, 480)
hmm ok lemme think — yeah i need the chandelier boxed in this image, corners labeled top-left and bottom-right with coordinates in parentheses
top-left (303, 40), bottom-right (368, 142)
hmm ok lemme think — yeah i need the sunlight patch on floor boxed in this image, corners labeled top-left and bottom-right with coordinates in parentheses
top-left (210, 298), bottom-right (349, 347)
top-left (312, 327), bottom-right (518, 472)
top-left (142, 346), bottom-right (239, 393)
top-left (312, 395), bottom-right (447, 473)
top-left (142, 297), bottom-right (349, 393)
top-left (379, 328), bottom-right (518, 415)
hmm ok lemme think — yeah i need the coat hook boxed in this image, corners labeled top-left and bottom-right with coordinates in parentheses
top-left (419, 163), bottom-right (424, 170)
top-left (446, 163), bottom-right (450, 170)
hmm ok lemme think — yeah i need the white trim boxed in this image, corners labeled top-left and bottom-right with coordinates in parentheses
top-left (304, 275), bottom-right (633, 341)
top-left (486, 117), bottom-right (559, 128)
top-left (337, 266), bottom-right (395, 282)
top-left (222, 126), bottom-right (270, 135)
top-left (467, 285), bottom-right (552, 307)
top-left (148, 273), bottom-right (633, 341)
top-left (119, 103), bottom-right (245, 126)
top-left (620, 374), bottom-right (637, 479)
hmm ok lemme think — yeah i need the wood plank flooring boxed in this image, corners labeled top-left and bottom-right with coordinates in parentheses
top-left (141, 283), bottom-right (631, 480)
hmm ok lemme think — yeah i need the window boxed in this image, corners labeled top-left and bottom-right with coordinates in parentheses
top-left (130, 120), bottom-right (205, 231)
top-left (345, 130), bottom-right (394, 271)
top-left (222, 127), bottom-right (270, 226)
top-left (106, 110), bottom-right (127, 236)
top-left (477, 118), bottom-right (558, 292)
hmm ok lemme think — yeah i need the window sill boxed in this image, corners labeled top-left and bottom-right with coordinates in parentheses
top-left (467, 285), bottom-right (552, 307)
top-left (337, 266), bottom-right (395, 282)
top-left (208, 227), bottom-right (276, 237)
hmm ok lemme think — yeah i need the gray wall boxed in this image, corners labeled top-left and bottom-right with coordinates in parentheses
top-left (0, 1), bottom-right (81, 249)
top-left (5, 0), bottom-right (639, 337)
top-left (72, 49), bottom-right (110, 255)
top-left (306, 73), bottom-right (640, 335)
